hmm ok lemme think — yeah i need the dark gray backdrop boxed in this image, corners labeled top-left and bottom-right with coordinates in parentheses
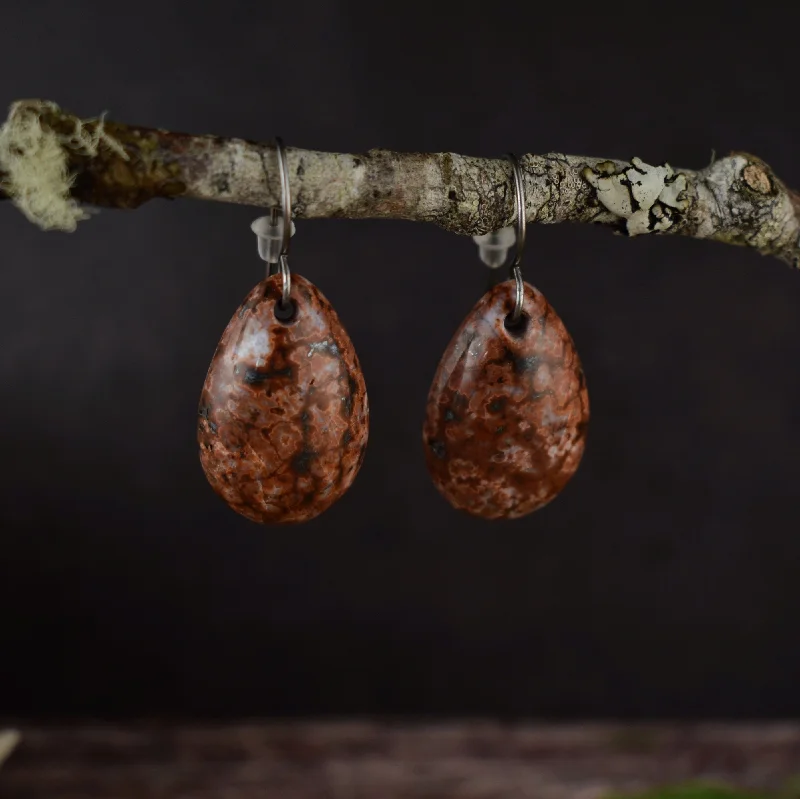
top-left (2, 1), bottom-right (799, 718)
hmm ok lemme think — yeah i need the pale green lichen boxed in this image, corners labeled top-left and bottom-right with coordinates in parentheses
top-left (0, 100), bottom-right (127, 231)
top-left (583, 156), bottom-right (690, 236)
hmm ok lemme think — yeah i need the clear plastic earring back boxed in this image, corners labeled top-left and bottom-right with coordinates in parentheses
top-left (473, 226), bottom-right (515, 269)
top-left (251, 211), bottom-right (296, 265)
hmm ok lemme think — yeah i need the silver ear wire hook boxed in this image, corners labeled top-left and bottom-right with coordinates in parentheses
top-left (472, 154), bottom-right (528, 323)
top-left (274, 136), bottom-right (292, 307)
top-left (251, 138), bottom-right (295, 307)
top-left (504, 152), bottom-right (526, 325)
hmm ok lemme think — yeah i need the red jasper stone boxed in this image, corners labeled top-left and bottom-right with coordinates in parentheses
top-left (423, 279), bottom-right (589, 520)
top-left (198, 273), bottom-right (368, 524)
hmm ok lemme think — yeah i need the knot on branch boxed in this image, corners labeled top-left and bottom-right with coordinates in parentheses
top-left (742, 161), bottom-right (773, 195)
top-left (696, 152), bottom-right (798, 263)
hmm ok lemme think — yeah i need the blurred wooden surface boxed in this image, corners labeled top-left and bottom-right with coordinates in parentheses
top-left (1, 722), bottom-right (800, 798)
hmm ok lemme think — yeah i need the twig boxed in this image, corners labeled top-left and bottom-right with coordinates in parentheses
top-left (1, 100), bottom-right (799, 268)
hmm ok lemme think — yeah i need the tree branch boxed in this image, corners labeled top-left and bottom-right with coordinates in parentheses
top-left (2, 100), bottom-right (799, 267)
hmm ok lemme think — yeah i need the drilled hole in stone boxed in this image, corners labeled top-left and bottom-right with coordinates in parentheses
top-left (274, 299), bottom-right (297, 324)
top-left (503, 312), bottom-right (529, 337)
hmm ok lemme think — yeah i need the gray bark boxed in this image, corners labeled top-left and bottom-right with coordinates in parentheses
top-left (1, 99), bottom-right (799, 268)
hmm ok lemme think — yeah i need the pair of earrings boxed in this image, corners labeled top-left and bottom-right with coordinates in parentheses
top-left (197, 140), bottom-right (590, 524)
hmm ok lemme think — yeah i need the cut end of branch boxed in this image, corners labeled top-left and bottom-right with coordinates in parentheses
top-left (0, 100), bottom-right (127, 231)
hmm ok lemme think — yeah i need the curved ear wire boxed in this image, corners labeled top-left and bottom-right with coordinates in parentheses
top-left (504, 152), bottom-right (527, 326)
top-left (250, 138), bottom-right (296, 308)
top-left (472, 153), bottom-right (528, 325)
top-left (273, 137), bottom-right (293, 308)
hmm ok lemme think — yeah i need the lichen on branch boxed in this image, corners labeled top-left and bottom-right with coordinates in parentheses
top-left (1, 99), bottom-right (799, 267)
top-left (0, 100), bottom-right (128, 231)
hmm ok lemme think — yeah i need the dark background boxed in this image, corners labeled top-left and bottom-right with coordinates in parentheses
top-left (1, 1), bottom-right (799, 720)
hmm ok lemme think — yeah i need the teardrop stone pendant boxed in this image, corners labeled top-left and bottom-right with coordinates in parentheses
top-left (198, 273), bottom-right (369, 524)
top-left (423, 279), bottom-right (589, 520)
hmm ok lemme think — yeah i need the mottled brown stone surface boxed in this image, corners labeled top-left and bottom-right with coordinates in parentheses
top-left (423, 279), bottom-right (589, 520)
top-left (198, 273), bottom-right (368, 524)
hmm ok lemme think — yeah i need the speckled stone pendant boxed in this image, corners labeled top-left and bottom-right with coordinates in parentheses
top-left (197, 138), bottom-right (367, 524)
top-left (198, 272), bottom-right (369, 524)
top-left (423, 278), bottom-right (589, 519)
